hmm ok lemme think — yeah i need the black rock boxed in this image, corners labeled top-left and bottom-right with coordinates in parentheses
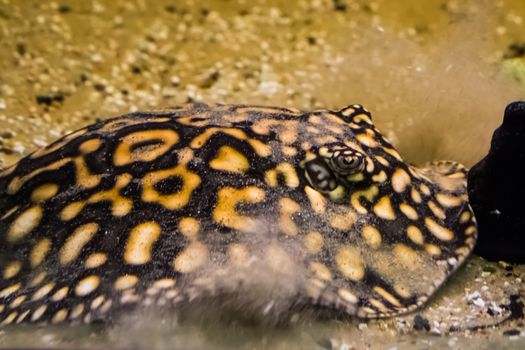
top-left (413, 314), bottom-right (430, 331)
top-left (468, 101), bottom-right (525, 263)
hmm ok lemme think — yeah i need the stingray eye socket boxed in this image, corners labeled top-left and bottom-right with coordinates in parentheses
top-left (330, 150), bottom-right (365, 175)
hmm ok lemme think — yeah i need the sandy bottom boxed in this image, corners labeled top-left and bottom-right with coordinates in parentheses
top-left (0, 0), bottom-right (524, 348)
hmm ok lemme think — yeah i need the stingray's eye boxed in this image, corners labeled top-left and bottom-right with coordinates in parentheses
top-left (329, 149), bottom-right (365, 175)
top-left (304, 158), bottom-right (338, 193)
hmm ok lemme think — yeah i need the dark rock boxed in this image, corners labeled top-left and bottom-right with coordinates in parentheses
top-left (509, 294), bottom-right (524, 320)
top-left (503, 329), bottom-right (521, 336)
top-left (58, 5), bottom-right (72, 14)
top-left (164, 4), bottom-right (177, 13)
top-left (35, 93), bottom-right (65, 106)
top-left (467, 101), bottom-right (525, 263)
top-left (16, 42), bottom-right (26, 55)
top-left (413, 314), bottom-right (430, 331)
top-left (504, 42), bottom-right (525, 59)
top-left (0, 131), bottom-right (13, 139)
top-left (333, 0), bottom-right (347, 12)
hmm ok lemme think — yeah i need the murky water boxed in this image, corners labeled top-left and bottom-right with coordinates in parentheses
top-left (0, 0), bottom-right (524, 349)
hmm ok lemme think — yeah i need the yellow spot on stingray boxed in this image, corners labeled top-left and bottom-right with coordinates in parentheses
top-left (354, 113), bottom-right (373, 124)
top-left (310, 262), bottom-right (332, 281)
top-left (420, 184), bottom-right (431, 196)
top-left (252, 119), bottom-right (298, 144)
top-left (87, 173), bottom-right (133, 217)
top-left (356, 131), bottom-right (379, 148)
top-left (329, 209), bottom-right (357, 231)
top-left (113, 129), bottom-right (179, 166)
top-left (0, 163), bottom-right (16, 178)
top-left (282, 146), bottom-right (298, 156)
top-left (436, 193), bottom-right (463, 207)
top-left (75, 275), bottom-right (100, 296)
top-left (338, 288), bottom-right (359, 304)
top-left (85, 253), bottom-right (107, 268)
top-left (73, 156), bottom-right (101, 189)
top-left (465, 225), bottom-right (477, 236)
top-left (315, 135), bottom-right (338, 144)
top-left (425, 244), bottom-right (441, 256)
top-left (248, 138), bottom-right (272, 157)
top-left (460, 211), bottom-right (471, 223)
top-left (373, 286), bottom-right (402, 307)
top-left (179, 217), bottom-right (200, 240)
top-left (9, 295), bottom-right (26, 309)
top-left (347, 172), bottom-right (365, 182)
top-left (7, 205), bottom-right (42, 242)
top-left (173, 241), bottom-right (208, 273)
top-left (17, 312), bottom-right (30, 323)
top-left (373, 196), bottom-right (396, 220)
top-left (191, 127), bottom-right (245, 148)
top-left (394, 284), bottom-right (412, 299)
top-left (336, 246), bottom-right (365, 281)
top-left (428, 201), bottom-right (446, 220)
top-left (425, 217), bottom-right (454, 241)
top-left (228, 243), bottom-right (250, 266)
top-left (3, 261), bottom-right (22, 279)
top-left (264, 163), bottom-right (300, 188)
top-left (125, 222), bottom-right (162, 265)
top-left (29, 272), bottom-right (46, 287)
top-left (51, 287), bottom-right (69, 301)
top-left (1, 312), bottom-right (17, 325)
top-left (361, 226), bottom-right (382, 249)
top-left (372, 170), bottom-right (387, 183)
top-left (7, 158), bottom-right (70, 194)
top-left (32, 282), bottom-right (55, 301)
top-left (79, 138), bottom-right (101, 154)
top-left (455, 246), bottom-right (471, 256)
top-left (142, 164), bottom-right (201, 210)
top-left (153, 278), bottom-right (176, 289)
top-left (70, 304), bottom-right (84, 319)
top-left (376, 156), bottom-right (390, 167)
top-left (391, 168), bottom-right (411, 193)
top-left (52, 309), bottom-right (68, 324)
top-left (210, 146), bottom-right (249, 174)
top-left (399, 203), bottom-right (418, 220)
top-left (60, 201), bottom-right (86, 221)
top-left (350, 185), bottom-right (378, 214)
top-left (304, 231), bottom-right (324, 254)
top-left (16, 310), bottom-right (30, 323)
top-left (279, 197), bottom-right (301, 236)
top-left (309, 115), bottom-right (323, 124)
top-left (213, 186), bottom-right (265, 234)
top-left (305, 186), bottom-right (326, 214)
top-left (393, 244), bottom-right (420, 269)
top-left (406, 226), bottom-right (424, 245)
top-left (369, 298), bottom-right (389, 313)
top-left (31, 305), bottom-right (47, 322)
top-left (177, 147), bottom-right (194, 165)
top-left (60, 223), bottom-right (99, 265)
top-left (115, 275), bottom-right (139, 290)
top-left (383, 147), bottom-right (403, 161)
top-left (91, 295), bottom-right (105, 310)
top-left (31, 183), bottom-right (59, 202)
top-left (411, 188), bottom-right (422, 203)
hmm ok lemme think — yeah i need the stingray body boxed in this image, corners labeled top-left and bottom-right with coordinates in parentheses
top-left (0, 103), bottom-right (476, 325)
